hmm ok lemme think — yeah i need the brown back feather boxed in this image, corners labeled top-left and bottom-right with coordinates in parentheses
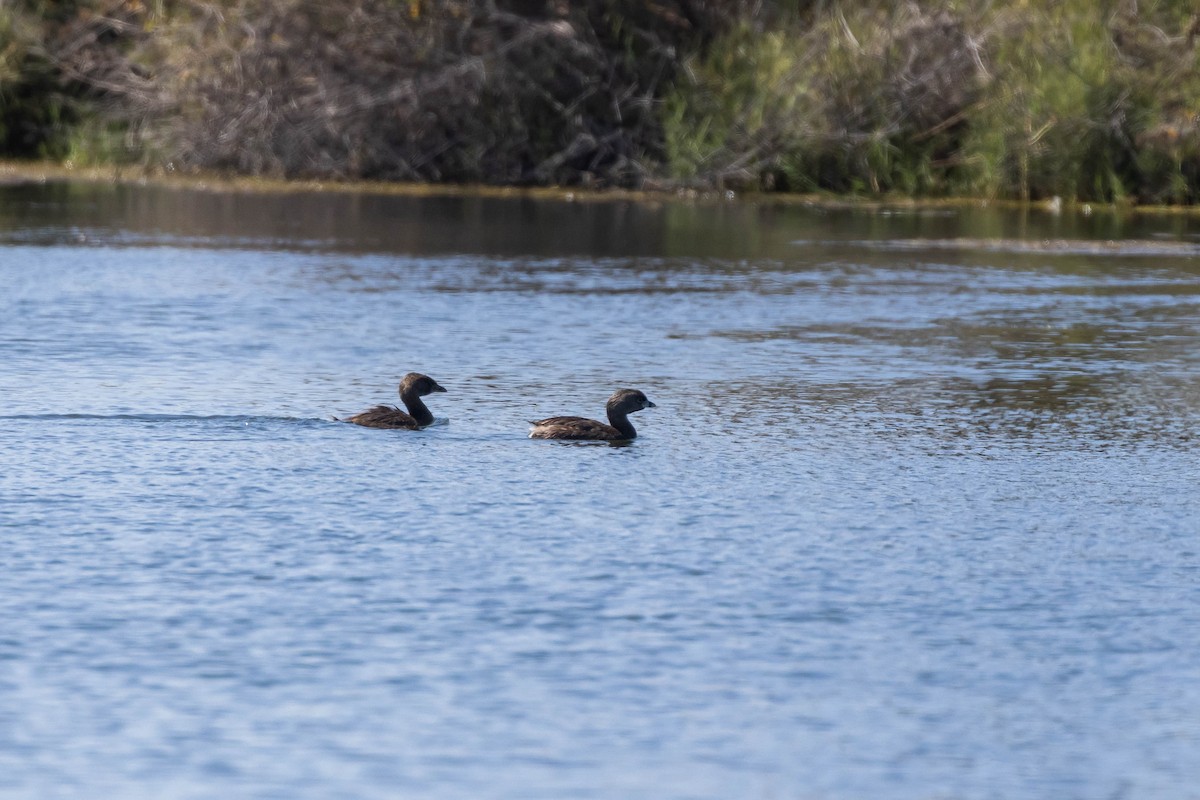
top-left (529, 416), bottom-right (623, 440)
top-left (344, 405), bottom-right (421, 430)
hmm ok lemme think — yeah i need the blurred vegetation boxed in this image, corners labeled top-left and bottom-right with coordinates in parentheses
top-left (667, 0), bottom-right (1200, 202)
top-left (1, 0), bottom-right (1199, 202)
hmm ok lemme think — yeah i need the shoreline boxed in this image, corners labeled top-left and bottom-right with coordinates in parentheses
top-left (3, 159), bottom-right (1199, 218)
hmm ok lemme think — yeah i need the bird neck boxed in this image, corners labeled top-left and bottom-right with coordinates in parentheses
top-left (606, 408), bottom-right (637, 439)
top-left (400, 392), bottom-right (434, 426)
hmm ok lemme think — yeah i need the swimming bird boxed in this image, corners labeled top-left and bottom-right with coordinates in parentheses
top-left (529, 388), bottom-right (656, 441)
top-left (341, 372), bottom-right (446, 429)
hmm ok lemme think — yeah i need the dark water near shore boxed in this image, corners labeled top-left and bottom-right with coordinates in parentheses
top-left (2, 182), bottom-right (1200, 799)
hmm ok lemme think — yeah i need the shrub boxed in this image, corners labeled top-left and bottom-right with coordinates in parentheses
top-left (665, 0), bottom-right (1200, 202)
top-left (3, 0), bottom-right (1199, 201)
top-left (665, 3), bottom-right (988, 194)
top-left (961, 0), bottom-right (1200, 202)
top-left (115, 0), bottom-right (747, 185)
top-left (0, 0), bottom-right (149, 160)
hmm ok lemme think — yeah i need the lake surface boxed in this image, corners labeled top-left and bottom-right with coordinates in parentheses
top-left (2, 181), bottom-right (1199, 799)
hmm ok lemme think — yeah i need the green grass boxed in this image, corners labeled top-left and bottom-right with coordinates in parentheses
top-left (663, 0), bottom-right (1200, 202)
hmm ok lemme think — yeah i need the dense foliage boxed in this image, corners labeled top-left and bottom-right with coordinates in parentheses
top-left (2, 0), bottom-right (1198, 202)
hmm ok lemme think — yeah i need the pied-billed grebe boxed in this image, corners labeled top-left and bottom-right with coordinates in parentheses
top-left (529, 388), bottom-right (656, 440)
top-left (341, 372), bottom-right (446, 429)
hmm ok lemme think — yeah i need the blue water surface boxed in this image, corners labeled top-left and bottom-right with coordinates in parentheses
top-left (2, 183), bottom-right (1200, 799)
